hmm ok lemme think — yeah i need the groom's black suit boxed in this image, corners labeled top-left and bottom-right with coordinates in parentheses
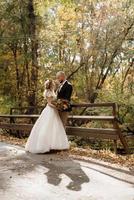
top-left (57, 80), bottom-right (73, 112)
top-left (57, 80), bottom-right (73, 101)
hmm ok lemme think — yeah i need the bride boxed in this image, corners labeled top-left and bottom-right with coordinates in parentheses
top-left (25, 79), bottom-right (69, 153)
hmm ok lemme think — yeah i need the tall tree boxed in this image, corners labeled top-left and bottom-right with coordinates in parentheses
top-left (27, 0), bottom-right (39, 107)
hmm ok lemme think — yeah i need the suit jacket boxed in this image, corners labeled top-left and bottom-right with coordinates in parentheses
top-left (57, 80), bottom-right (73, 101)
top-left (57, 80), bottom-right (73, 111)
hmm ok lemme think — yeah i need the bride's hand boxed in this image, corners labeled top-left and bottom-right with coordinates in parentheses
top-left (48, 103), bottom-right (56, 108)
top-left (47, 97), bottom-right (57, 108)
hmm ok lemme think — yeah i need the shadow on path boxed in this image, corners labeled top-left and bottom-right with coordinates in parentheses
top-left (0, 146), bottom-right (90, 191)
top-left (28, 152), bottom-right (90, 191)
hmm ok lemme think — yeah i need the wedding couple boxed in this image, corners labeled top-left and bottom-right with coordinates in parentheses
top-left (25, 71), bottom-right (73, 153)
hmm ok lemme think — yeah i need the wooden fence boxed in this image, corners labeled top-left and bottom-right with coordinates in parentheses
top-left (0, 103), bottom-right (129, 153)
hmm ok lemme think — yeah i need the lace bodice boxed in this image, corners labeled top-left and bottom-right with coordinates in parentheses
top-left (43, 89), bottom-right (57, 100)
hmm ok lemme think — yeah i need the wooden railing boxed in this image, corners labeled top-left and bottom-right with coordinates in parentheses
top-left (0, 103), bottom-right (129, 153)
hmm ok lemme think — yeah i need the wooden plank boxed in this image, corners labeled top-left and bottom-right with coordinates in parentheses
top-left (112, 120), bottom-right (129, 153)
top-left (66, 127), bottom-right (118, 140)
top-left (0, 114), bottom-right (115, 121)
top-left (0, 123), bottom-right (118, 139)
top-left (0, 114), bottom-right (39, 118)
top-left (0, 123), bottom-right (117, 134)
top-left (66, 127), bottom-right (117, 134)
top-left (68, 115), bottom-right (115, 121)
top-left (0, 123), bottom-right (32, 131)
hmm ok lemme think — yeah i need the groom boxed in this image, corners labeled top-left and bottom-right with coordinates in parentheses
top-left (56, 71), bottom-right (73, 127)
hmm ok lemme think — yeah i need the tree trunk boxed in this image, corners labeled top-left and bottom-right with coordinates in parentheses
top-left (27, 0), bottom-right (38, 108)
top-left (11, 44), bottom-right (22, 107)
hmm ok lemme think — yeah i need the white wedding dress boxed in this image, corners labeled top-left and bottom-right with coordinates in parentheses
top-left (25, 90), bottom-right (69, 153)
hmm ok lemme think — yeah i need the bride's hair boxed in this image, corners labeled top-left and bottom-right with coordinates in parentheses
top-left (44, 79), bottom-right (54, 90)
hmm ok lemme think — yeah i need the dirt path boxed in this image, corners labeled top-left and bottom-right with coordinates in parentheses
top-left (0, 142), bottom-right (134, 200)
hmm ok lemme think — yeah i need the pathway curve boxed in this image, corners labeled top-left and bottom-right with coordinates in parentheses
top-left (0, 142), bottom-right (134, 200)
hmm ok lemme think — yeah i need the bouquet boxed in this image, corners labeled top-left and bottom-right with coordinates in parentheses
top-left (52, 99), bottom-right (71, 111)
